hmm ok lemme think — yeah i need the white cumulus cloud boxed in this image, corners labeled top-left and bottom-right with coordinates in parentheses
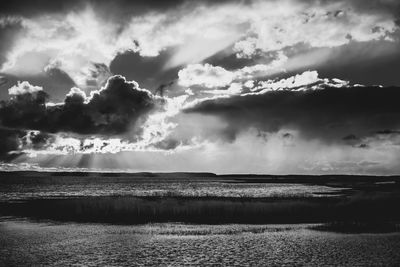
top-left (8, 81), bottom-right (43, 95)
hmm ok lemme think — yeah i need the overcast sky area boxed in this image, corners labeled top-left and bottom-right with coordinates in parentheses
top-left (0, 0), bottom-right (400, 174)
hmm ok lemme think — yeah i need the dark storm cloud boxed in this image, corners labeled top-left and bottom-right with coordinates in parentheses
top-left (349, 129), bottom-right (400, 150)
top-left (185, 85), bottom-right (400, 143)
top-left (324, 0), bottom-right (400, 14)
top-left (376, 129), bottom-right (400, 135)
top-left (0, 127), bottom-right (52, 160)
top-left (342, 134), bottom-right (358, 141)
top-left (205, 49), bottom-right (268, 71)
top-left (0, 128), bottom-right (23, 160)
top-left (152, 139), bottom-right (181, 150)
top-left (0, 0), bottom-right (84, 16)
top-left (110, 50), bottom-right (178, 93)
top-left (0, 75), bottom-right (157, 136)
top-left (0, 0), bottom-right (238, 17)
top-left (308, 41), bottom-right (400, 86)
top-left (0, 0), bottom-right (179, 17)
top-left (0, 127), bottom-right (56, 161)
top-left (282, 133), bottom-right (293, 139)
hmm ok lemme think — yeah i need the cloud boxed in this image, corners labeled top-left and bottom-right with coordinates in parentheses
top-left (0, 7), bottom-right (119, 89)
top-left (11, 125), bottom-right (400, 174)
top-left (247, 71), bottom-right (349, 94)
top-left (0, 75), bottom-right (195, 158)
top-left (0, 0), bottom-right (397, 91)
top-left (0, 128), bottom-right (23, 160)
top-left (1, 4), bottom-right (243, 88)
top-left (178, 63), bottom-right (235, 88)
top-left (177, 53), bottom-right (287, 92)
top-left (0, 127), bottom-right (53, 161)
top-left (0, 17), bottom-right (24, 66)
top-left (2, 69), bottom-right (399, 176)
top-left (232, 0), bottom-right (398, 58)
top-left (184, 72), bottom-right (400, 143)
top-left (0, 75), bottom-right (158, 136)
top-left (21, 134), bottom-right (133, 156)
top-left (8, 80), bottom-right (43, 95)
top-left (353, 130), bottom-right (400, 150)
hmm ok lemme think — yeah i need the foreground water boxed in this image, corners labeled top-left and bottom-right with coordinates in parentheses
top-left (1, 220), bottom-right (400, 266)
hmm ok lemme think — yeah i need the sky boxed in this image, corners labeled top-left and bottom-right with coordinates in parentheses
top-left (0, 0), bottom-right (400, 174)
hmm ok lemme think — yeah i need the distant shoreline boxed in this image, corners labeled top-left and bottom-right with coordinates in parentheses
top-left (1, 170), bottom-right (400, 179)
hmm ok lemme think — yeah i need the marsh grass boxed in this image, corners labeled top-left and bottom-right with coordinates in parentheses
top-left (1, 191), bottom-right (399, 225)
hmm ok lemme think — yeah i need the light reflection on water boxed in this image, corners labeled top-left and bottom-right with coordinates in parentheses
top-left (1, 220), bottom-right (400, 266)
top-left (0, 177), bottom-right (345, 201)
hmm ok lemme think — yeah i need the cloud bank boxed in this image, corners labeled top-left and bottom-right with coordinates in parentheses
top-left (2, 69), bottom-right (400, 174)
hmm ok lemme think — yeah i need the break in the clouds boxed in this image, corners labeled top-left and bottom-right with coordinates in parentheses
top-left (0, 0), bottom-right (400, 174)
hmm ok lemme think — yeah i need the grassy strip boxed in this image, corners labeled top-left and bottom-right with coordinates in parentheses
top-left (1, 192), bottom-right (399, 225)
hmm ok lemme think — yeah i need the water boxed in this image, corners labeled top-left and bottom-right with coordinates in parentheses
top-left (1, 220), bottom-right (400, 266)
top-left (1, 174), bottom-right (399, 265)
top-left (0, 175), bottom-right (345, 201)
